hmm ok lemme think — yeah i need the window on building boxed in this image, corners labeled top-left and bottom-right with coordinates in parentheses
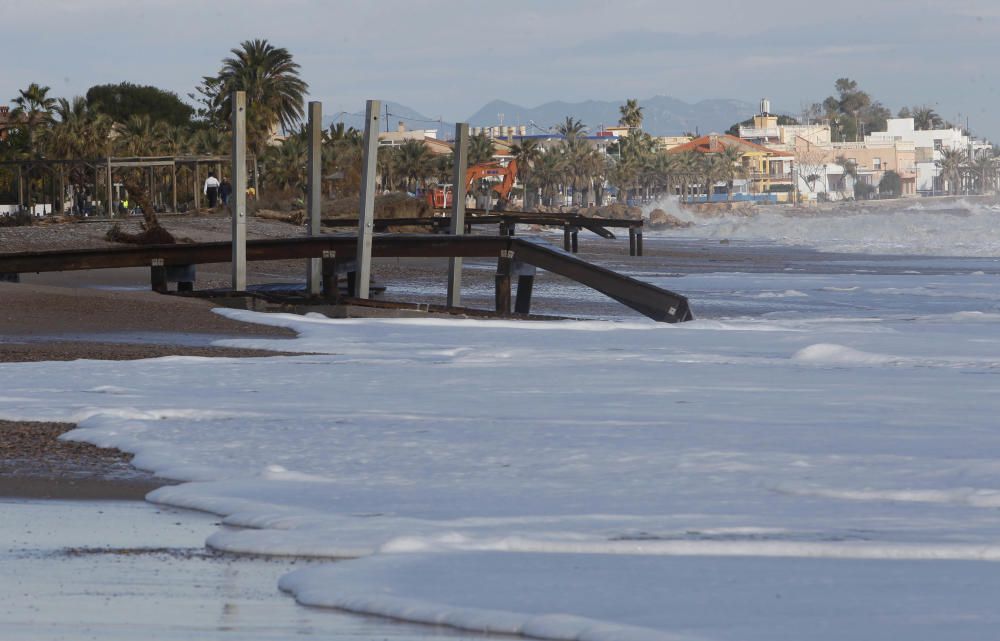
top-left (873, 158), bottom-right (882, 170)
top-left (934, 139), bottom-right (943, 150)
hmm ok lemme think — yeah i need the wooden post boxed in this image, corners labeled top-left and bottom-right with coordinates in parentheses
top-left (321, 250), bottom-right (339, 301)
top-left (306, 101), bottom-right (323, 295)
top-left (447, 123), bottom-right (469, 307)
top-left (629, 227), bottom-right (637, 256)
top-left (171, 162), bottom-right (177, 213)
top-left (495, 248), bottom-right (513, 315)
top-left (636, 229), bottom-right (643, 256)
top-left (58, 167), bottom-right (65, 215)
top-left (231, 91), bottom-right (248, 291)
top-left (356, 99), bottom-right (381, 299)
top-left (346, 271), bottom-right (358, 297)
top-left (194, 162), bottom-right (201, 211)
top-left (91, 164), bottom-right (98, 216)
top-left (150, 258), bottom-right (168, 293)
top-left (571, 229), bottom-right (579, 253)
top-left (147, 167), bottom-right (154, 210)
top-left (563, 225), bottom-right (571, 252)
top-left (16, 165), bottom-right (23, 211)
top-left (106, 157), bottom-right (113, 218)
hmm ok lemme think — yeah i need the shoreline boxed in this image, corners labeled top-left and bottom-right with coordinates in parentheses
top-left (0, 271), bottom-right (308, 499)
top-left (0, 419), bottom-right (173, 500)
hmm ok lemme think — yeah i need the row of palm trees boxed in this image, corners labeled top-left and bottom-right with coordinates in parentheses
top-left (6, 53), bottom-right (752, 213)
top-left (2, 39), bottom-right (310, 211)
top-left (260, 111), bottom-right (752, 209)
top-left (936, 148), bottom-right (998, 195)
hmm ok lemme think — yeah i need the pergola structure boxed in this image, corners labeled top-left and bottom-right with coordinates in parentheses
top-left (0, 155), bottom-right (230, 215)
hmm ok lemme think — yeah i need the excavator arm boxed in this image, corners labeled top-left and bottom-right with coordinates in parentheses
top-left (466, 160), bottom-right (519, 209)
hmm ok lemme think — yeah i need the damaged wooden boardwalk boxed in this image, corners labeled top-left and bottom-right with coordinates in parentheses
top-left (0, 235), bottom-right (692, 323)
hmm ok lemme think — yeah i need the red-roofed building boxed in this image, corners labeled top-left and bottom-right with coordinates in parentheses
top-left (669, 133), bottom-right (795, 198)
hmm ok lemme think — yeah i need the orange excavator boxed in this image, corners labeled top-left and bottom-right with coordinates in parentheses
top-left (426, 160), bottom-right (519, 210)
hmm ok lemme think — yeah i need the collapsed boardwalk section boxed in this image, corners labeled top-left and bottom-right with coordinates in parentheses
top-left (0, 235), bottom-right (692, 322)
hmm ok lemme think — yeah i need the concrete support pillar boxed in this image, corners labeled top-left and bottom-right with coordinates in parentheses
top-left (306, 101), bottom-right (323, 295)
top-left (231, 91), bottom-right (247, 291)
top-left (447, 123), bottom-right (469, 307)
top-left (356, 99), bottom-right (380, 299)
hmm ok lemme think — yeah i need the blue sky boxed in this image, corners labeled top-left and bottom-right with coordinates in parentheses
top-left (5, 0), bottom-right (1000, 139)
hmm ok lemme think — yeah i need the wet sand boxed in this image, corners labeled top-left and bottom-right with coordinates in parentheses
top-left (0, 420), bottom-right (170, 500)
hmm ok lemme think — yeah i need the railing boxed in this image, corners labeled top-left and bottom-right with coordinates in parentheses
top-left (747, 172), bottom-right (793, 181)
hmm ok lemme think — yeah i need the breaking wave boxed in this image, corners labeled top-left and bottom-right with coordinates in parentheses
top-left (643, 197), bottom-right (1000, 257)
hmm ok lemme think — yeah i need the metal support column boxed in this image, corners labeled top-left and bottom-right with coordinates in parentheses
top-left (495, 249), bottom-right (513, 315)
top-left (355, 99), bottom-right (380, 299)
top-left (231, 91), bottom-right (247, 291)
top-left (306, 101), bottom-right (323, 295)
top-left (171, 162), bottom-right (177, 212)
top-left (150, 258), bottom-right (168, 293)
top-left (513, 260), bottom-right (536, 315)
top-left (446, 123), bottom-right (469, 307)
top-left (636, 229), bottom-right (643, 256)
top-left (629, 227), bottom-right (637, 256)
top-left (321, 250), bottom-right (339, 301)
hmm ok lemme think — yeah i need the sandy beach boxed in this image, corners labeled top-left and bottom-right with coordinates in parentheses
top-left (0, 217), bottom-right (314, 498)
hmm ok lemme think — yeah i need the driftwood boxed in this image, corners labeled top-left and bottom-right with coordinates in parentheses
top-left (105, 175), bottom-right (177, 245)
top-left (256, 208), bottom-right (305, 225)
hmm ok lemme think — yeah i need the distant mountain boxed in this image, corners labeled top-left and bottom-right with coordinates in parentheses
top-left (323, 101), bottom-right (454, 137)
top-left (466, 96), bottom-right (760, 137)
top-left (320, 96), bottom-right (761, 139)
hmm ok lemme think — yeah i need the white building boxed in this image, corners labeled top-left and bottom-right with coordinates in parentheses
top-left (866, 118), bottom-right (991, 194)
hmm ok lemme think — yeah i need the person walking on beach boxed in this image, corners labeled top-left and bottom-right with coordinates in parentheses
top-left (219, 177), bottom-right (232, 207)
top-left (204, 171), bottom-right (220, 209)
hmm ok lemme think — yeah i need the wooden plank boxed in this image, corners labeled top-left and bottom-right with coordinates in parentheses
top-left (511, 240), bottom-right (692, 323)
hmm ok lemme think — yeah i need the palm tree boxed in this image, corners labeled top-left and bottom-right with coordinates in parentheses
top-left (467, 132), bottom-right (494, 165)
top-left (326, 122), bottom-right (361, 145)
top-left (834, 155), bottom-right (859, 199)
top-left (11, 83), bottom-right (57, 155)
top-left (718, 145), bottom-right (747, 201)
top-left (533, 151), bottom-right (563, 206)
top-left (214, 39), bottom-right (309, 137)
top-left (618, 99), bottom-right (643, 130)
top-left (556, 117), bottom-right (587, 141)
top-left (394, 139), bottom-right (433, 192)
top-left (263, 135), bottom-right (307, 194)
top-left (971, 154), bottom-right (996, 194)
top-left (670, 151), bottom-right (700, 202)
top-left (510, 138), bottom-right (541, 208)
top-left (936, 148), bottom-right (967, 195)
top-left (212, 38), bottom-right (308, 194)
top-left (115, 115), bottom-right (169, 156)
top-left (912, 106), bottom-right (944, 131)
